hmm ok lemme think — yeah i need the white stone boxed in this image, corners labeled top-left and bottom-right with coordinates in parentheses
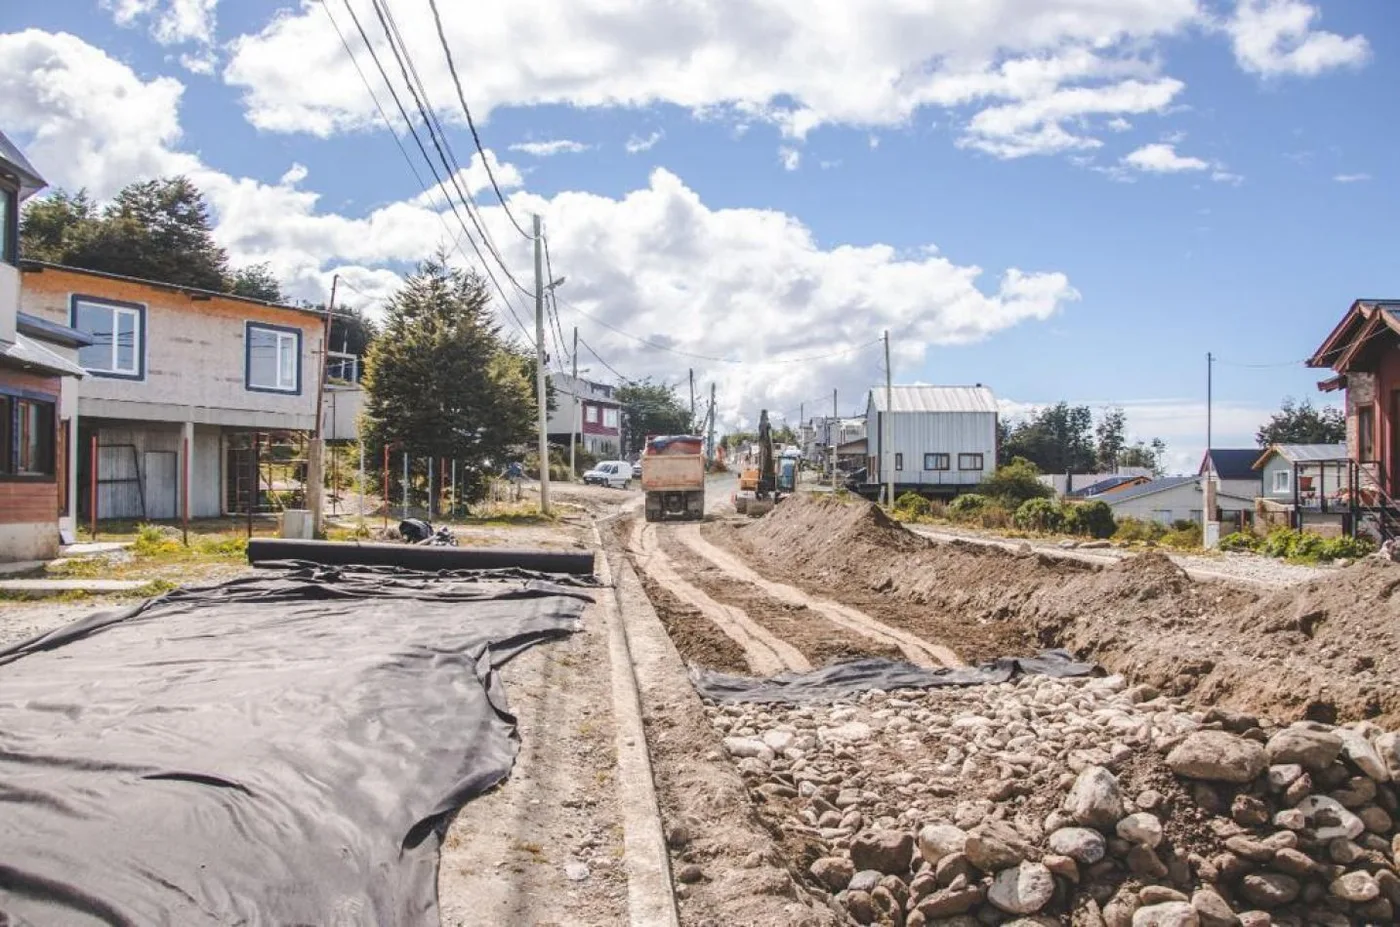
top-left (722, 737), bottom-right (774, 762)
top-left (821, 721), bottom-right (873, 743)
top-left (917, 823), bottom-right (968, 864)
top-left (762, 729), bottom-right (795, 752)
top-left (1065, 766), bottom-right (1124, 829)
top-left (1336, 729), bottom-right (1388, 781)
top-left (1132, 902), bottom-right (1200, 927)
top-left (1331, 870), bottom-right (1379, 903)
top-left (987, 862), bottom-right (1054, 915)
top-left (1295, 795), bottom-right (1365, 842)
top-left (1047, 827), bottom-right (1106, 864)
top-left (1117, 813), bottom-right (1164, 849)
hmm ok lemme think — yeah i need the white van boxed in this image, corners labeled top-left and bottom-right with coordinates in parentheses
top-left (583, 460), bottom-right (632, 489)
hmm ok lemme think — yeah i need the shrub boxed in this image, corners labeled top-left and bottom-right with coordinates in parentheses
top-left (1171, 519), bottom-right (1197, 533)
top-left (1249, 528), bottom-right (1374, 563)
top-left (926, 499), bottom-right (948, 521)
top-left (977, 457), bottom-right (1054, 510)
top-left (894, 491), bottom-right (932, 519)
top-left (975, 504), bottom-right (1015, 531)
top-left (133, 523), bottom-right (182, 556)
top-left (1260, 527), bottom-right (1297, 559)
top-left (1321, 535), bottom-right (1375, 561)
top-left (1162, 523), bottom-right (1203, 549)
top-left (948, 493), bottom-right (989, 519)
top-left (1113, 516), bottom-right (1166, 544)
top-left (1064, 500), bottom-right (1116, 539)
top-left (1217, 532), bottom-right (1258, 553)
top-left (1014, 497), bottom-right (1063, 533)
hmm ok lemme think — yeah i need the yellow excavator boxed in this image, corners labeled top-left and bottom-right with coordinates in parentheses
top-left (734, 410), bottom-right (795, 516)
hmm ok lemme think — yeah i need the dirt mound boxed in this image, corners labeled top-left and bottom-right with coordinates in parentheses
top-left (749, 494), bottom-right (929, 565)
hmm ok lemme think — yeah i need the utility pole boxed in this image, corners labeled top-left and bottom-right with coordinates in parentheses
top-left (707, 382), bottom-right (717, 464)
top-left (570, 326), bottom-right (579, 481)
top-left (533, 214), bottom-right (550, 515)
top-left (884, 330), bottom-right (894, 509)
top-left (1206, 352), bottom-right (1214, 462)
top-left (1204, 351), bottom-right (1219, 549)
top-left (308, 274), bottom-right (336, 537)
top-left (831, 388), bottom-right (838, 484)
top-left (689, 368), bottom-right (696, 428)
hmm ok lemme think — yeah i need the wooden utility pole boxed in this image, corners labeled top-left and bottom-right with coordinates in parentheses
top-left (308, 274), bottom-right (336, 536)
top-left (570, 326), bottom-right (579, 481)
top-left (533, 214), bottom-right (550, 514)
top-left (689, 368), bottom-right (696, 429)
top-left (706, 382), bottom-right (717, 464)
top-left (831, 388), bottom-right (838, 483)
top-left (884, 330), bottom-right (894, 508)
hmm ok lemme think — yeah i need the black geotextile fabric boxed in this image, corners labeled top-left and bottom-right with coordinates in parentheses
top-left (690, 649), bottom-right (1100, 704)
top-left (0, 563), bottom-right (594, 926)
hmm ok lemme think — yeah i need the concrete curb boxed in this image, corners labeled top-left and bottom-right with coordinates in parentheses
top-left (591, 522), bottom-right (681, 927)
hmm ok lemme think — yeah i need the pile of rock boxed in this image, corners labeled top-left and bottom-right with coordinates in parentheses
top-left (708, 674), bottom-right (1400, 926)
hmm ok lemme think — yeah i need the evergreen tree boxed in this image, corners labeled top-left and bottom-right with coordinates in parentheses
top-left (18, 189), bottom-right (97, 262)
top-left (1256, 398), bottom-right (1346, 447)
top-left (228, 262), bottom-right (285, 302)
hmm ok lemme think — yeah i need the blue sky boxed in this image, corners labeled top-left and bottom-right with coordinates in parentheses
top-left (2, 1), bottom-right (1395, 470)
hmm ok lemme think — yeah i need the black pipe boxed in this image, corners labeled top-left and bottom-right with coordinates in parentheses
top-left (246, 538), bottom-right (595, 575)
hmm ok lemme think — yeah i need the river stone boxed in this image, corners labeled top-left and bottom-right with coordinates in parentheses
top-left (987, 861), bottom-right (1054, 915)
top-left (1190, 887), bottom-right (1240, 927)
top-left (1066, 766), bottom-right (1124, 829)
top-left (1238, 873), bottom-right (1300, 908)
top-left (1296, 794), bottom-right (1366, 841)
top-left (1337, 729), bottom-right (1389, 781)
top-left (849, 869), bottom-right (883, 894)
top-left (965, 821), bottom-right (1035, 871)
top-left (722, 737), bottom-right (774, 762)
top-left (1266, 726), bottom-right (1343, 771)
top-left (1048, 827), bottom-right (1107, 864)
top-left (1132, 902), bottom-right (1199, 927)
top-left (1331, 870), bottom-right (1380, 903)
top-left (1376, 732), bottom-right (1400, 781)
top-left (810, 856), bottom-right (854, 891)
top-left (1166, 731), bottom-right (1267, 784)
top-left (1266, 763), bottom-right (1304, 791)
top-left (914, 883), bottom-right (984, 917)
top-left (1117, 813), bottom-right (1164, 849)
top-left (849, 829), bottom-right (914, 875)
top-left (845, 889), bottom-right (875, 925)
top-left (918, 823), bottom-right (968, 863)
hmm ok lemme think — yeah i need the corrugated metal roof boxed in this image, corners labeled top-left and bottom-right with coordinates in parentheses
top-left (1092, 476), bottom-right (1197, 504)
top-left (0, 333), bottom-right (86, 378)
top-left (868, 385), bottom-right (997, 414)
top-left (1068, 475), bottom-right (1142, 498)
top-left (1255, 443), bottom-right (1348, 467)
top-left (0, 130), bottom-right (45, 197)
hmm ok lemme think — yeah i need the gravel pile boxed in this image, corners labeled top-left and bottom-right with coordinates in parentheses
top-left (709, 674), bottom-right (1400, 925)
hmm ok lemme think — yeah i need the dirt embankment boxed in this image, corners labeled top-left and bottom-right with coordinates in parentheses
top-left (723, 494), bottom-right (1400, 728)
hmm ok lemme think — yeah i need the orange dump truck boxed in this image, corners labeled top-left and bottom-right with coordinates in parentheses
top-left (641, 435), bottom-right (705, 522)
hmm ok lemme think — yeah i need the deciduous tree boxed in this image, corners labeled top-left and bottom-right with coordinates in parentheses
top-left (1256, 398), bottom-right (1345, 447)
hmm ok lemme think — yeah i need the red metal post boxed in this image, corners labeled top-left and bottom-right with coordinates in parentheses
top-left (89, 434), bottom-right (98, 539)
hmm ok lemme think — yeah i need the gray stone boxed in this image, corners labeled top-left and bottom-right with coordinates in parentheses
top-left (1117, 813), bottom-right (1164, 849)
top-left (918, 823), bottom-right (968, 863)
top-left (1140, 887), bottom-right (1189, 905)
top-left (1238, 872), bottom-right (1300, 908)
top-left (1266, 726), bottom-right (1342, 771)
top-left (810, 856), bottom-right (855, 891)
top-left (1190, 888), bottom-right (1240, 927)
top-left (1295, 794), bottom-right (1365, 841)
top-left (1331, 870), bottom-right (1380, 903)
top-left (564, 860), bottom-right (590, 881)
top-left (987, 861), bottom-right (1055, 915)
top-left (1167, 731), bottom-right (1267, 784)
top-left (1048, 827), bottom-right (1107, 864)
top-left (1132, 903), bottom-right (1199, 927)
top-left (844, 889), bottom-right (875, 925)
top-left (914, 883), bottom-right (983, 917)
top-left (849, 869), bottom-right (882, 894)
top-left (1066, 766), bottom-right (1124, 829)
top-left (1273, 808), bottom-right (1306, 830)
top-left (1337, 729), bottom-right (1389, 781)
top-left (965, 821), bottom-right (1036, 871)
top-left (723, 736), bottom-right (774, 762)
top-left (1267, 763), bottom-right (1304, 791)
top-left (1359, 804), bottom-right (1393, 833)
top-left (1376, 731), bottom-right (1400, 782)
top-left (676, 863), bottom-right (704, 883)
top-left (850, 829), bottom-right (914, 875)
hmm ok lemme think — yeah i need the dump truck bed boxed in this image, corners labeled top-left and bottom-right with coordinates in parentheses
top-left (640, 455), bottom-right (705, 491)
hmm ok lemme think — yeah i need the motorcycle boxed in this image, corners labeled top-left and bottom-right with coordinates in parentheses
top-left (397, 518), bottom-right (459, 547)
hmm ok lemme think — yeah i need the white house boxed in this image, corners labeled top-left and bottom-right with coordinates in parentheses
top-left (1093, 476), bottom-right (1255, 527)
top-left (866, 385), bottom-right (997, 497)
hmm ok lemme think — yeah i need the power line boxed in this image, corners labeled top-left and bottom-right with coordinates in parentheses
top-left (425, 0), bottom-right (533, 241)
top-left (541, 232), bottom-right (571, 369)
top-left (577, 334), bottom-right (634, 384)
top-left (330, 0), bottom-right (534, 345)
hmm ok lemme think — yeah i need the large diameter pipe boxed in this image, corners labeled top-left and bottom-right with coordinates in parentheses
top-left (246, 538), bottom-right (595, 575)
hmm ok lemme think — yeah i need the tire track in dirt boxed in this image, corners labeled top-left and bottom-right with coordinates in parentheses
top-left (628, 520), bottom-right (810, 676)
top-left (673, 523), bottom-right (964, 668)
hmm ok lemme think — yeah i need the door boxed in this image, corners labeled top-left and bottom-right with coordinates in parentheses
top-left (143, 451), bottom-right (178, 520)
top-left (1391, 391), bottom-right (1400, 498)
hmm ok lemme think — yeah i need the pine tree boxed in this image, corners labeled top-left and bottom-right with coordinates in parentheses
top-left (228, 262), bottom-right (285, 302)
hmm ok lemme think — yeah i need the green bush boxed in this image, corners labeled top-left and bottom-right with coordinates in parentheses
top-left (894, 491), bottom-right (932, 519)
top-left (1171, 519), bottom-right (1197, 532)
top-left (1014, 497), bottom-right (1063, 533)
top-left (1064, 500), bottom-right (1116, 539)
top-left (133, 523), bottom-right (182, 556)
top-left (1112, 516), bottom-right (1166, 543)
top-left (1162, 523), bottom-right (1203, 549)
top-left (1260, 527), bottom-right (1297, 559)
top-left (1217, 532), bottom-right (1258, 553)
top-left (948, 493), bottom-right (989, 519)
top-left (975, 504), bottom-right (1015, 531)
top-left (1249, 528), bottom-right (1373, 563)
top-left (977, 457), bottom-right (1054, 510)
top-left (1320, 535), bottom-right (1376, 561)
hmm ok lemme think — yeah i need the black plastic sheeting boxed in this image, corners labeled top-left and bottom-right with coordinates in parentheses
top-left (247, 537), bottom-right (596, 575)
top-left (0, 563), bottom-right (594, 926)
top-left (690, 650), bottom-right (1100, 703)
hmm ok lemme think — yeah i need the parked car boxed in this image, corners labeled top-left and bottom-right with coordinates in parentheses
top-left (631, 460), bottom-right (642, 479)
top-left (583, 460), bottom-right (633, 489)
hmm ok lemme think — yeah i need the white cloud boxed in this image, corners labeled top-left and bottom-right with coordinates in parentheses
top-left (508, 139), bottom-right (591, 157)
top-left (1211, 169), bottom-right (1244, 185)
top-left (1122, 143), bottom-right (1210, 173)
top-left (103, 0), bottom-right (218, 46)
top-left (1106, 117), bottom-right (1132, 132)
top-left (280, 162), bottom-right (309, 186)
top-left (408, 150), bottom-right (524, 209)
top-left (778, 147), bottom-right (801, 171)
top-left (1226, 0), bottom-right (1369, 77)
top-left (1334, 172), bottom-right (1371, 183)
top-left (625, 130), bottom-right (664, 153)
top-left (223, 0), bottom-right (1205, 160)
top-left (868, 135), bottom-right (880, 149)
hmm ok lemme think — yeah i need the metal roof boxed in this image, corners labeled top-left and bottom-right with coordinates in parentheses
top-left (1201, 448), bottom-right (1261, 481)
top-left (16, 311), bottom-right (94, 348)
top-left (868, 385), bottom-right (997, 414)
top-left (0, 333), bottom-right (86, 378)
top-left (1253, 443), bottom-right (1348, 468)
top-left (0, 130), bottom-right (45, 197)
top-left (1067, 475), bottom-right (1142, 498)
top-left (1091, 476), bottom-right (1197, 504)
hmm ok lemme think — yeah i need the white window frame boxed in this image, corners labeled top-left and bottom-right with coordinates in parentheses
top-left (585, 405), bottom-right (599, 424)
top-left (1272, 469), bottom-right (1291, 494)
top-left (72, 297), bottom-right (144, 379)
top-left (602, 407), bottom-right (619, 429)
top-left (246, 322), bottom-right (302, 394)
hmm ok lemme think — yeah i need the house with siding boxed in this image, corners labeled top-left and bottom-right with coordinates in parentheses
top-left (0, 132), bottom-right (92, 562)
top-left (546, 373), bottom-right (622, 458)
top-left (1252, 443), bottom-right (1350, 534)
top-left (864, 385), bottom-right (997, 498)
top-left (19, 261), bottom-right (327, 522)
top-left (1092, 476), bottom-right (1255, 528)
top-left (1198, 448), bottom-right (1264, 501)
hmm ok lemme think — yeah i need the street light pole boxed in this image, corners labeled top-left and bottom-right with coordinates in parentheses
top-left (534, 214), bottom-right (550, 515)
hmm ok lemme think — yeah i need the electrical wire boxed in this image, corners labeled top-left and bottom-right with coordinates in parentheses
top-left (425, 0), bottom-right (534, 241)
top-left (577, 334), bottom-right (635, 384)
top-left (541, 232), bottom-right (571, 369)
top-left (331, 0), bottom-right (535, 345)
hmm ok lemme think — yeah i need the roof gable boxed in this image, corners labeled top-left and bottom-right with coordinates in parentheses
top-left (1309, 299), bottom-right (1400, 372)
top-left (1200, 448), bottom-right (1262, 481)
top-left (1094, 476), bottom-right (1198, 504)
top-left (1253, 443), bottom-right (1349, 468)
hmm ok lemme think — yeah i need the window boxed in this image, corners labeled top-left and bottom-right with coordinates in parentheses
top-left (73, 297), bottom-right (145, 378)
top-left (958, 453), bottom-right (985, 471)
top-left (895, 453), bottom-right (903, 471)
top-left (924, 453), bottom-right (950, 471)
top-left (246, 322), bottom-right (302, 393)
top-left (0, 395), bottom-right (56, 478)
top-left (585, 405), bottom-right (599, 424)
top-left (603, 408), bottom-right (619, 429)
top-left (0, 185), bottom-right (14, 265)
top-left (1358, 405), bottom-right (1376, 462)
top-left (1272, 469), bottom-right (1291, 494)
top-left (1152, 509), bottom-right (1173, 525)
